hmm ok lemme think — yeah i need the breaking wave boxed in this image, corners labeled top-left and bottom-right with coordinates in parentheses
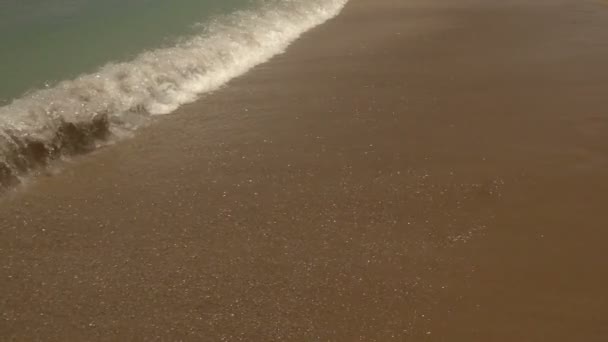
top-left (0, 0), bottom-right (348, 190)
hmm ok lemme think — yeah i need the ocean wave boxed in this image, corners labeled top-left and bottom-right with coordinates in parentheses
top-left (0, 0), bottom-right (348, 191)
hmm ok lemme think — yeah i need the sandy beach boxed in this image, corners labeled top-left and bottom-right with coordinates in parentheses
top-left (2, 0), bottom-right (608, 340)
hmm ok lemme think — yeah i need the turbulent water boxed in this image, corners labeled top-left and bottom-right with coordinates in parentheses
top-left (0, 0), bottom-right (348, 190)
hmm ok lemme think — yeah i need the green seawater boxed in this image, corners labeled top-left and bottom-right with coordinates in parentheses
top-left (0, 0), bottom-right (253, 104)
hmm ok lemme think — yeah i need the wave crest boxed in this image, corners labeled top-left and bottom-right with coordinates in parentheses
top-left (0, 0), bottom-right (348, 191)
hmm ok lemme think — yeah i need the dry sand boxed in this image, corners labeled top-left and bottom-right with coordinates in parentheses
top-left (1, 0), bottom-right (608, 340)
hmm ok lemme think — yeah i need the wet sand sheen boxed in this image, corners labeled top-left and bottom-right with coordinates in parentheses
top-left (2, 0), bottom-right (608, 340)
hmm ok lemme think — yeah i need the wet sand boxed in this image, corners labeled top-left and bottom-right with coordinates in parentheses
top-left (2, 0), bottom-right (608, 340)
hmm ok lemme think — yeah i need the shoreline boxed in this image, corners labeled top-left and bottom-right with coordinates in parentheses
top-left (0, 0), bottom-right (348, 193)
top-left (2, 0), bottom-right (608, 340)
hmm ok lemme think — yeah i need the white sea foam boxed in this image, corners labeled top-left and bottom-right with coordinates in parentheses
top-left (0, 0), bottom-right (348, 188)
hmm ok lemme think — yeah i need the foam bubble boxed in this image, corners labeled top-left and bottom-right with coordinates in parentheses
top-left (0, 0), bottom-right (349, 190)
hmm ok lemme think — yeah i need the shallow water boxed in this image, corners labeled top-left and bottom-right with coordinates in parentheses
top-left (0, 0), bottom-right (251, 103)
top-left (0, 0), bottom-right (348, 190)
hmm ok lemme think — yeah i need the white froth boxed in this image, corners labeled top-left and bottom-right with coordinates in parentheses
top-left (0, 0), bottom-right (348, 184)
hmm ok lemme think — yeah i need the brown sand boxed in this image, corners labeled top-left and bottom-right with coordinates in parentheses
top-left (2, 0), bottom-right (608, 340)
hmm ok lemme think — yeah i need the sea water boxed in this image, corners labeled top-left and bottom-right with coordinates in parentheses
top-left (0, 0), bottom-right (348, 188)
